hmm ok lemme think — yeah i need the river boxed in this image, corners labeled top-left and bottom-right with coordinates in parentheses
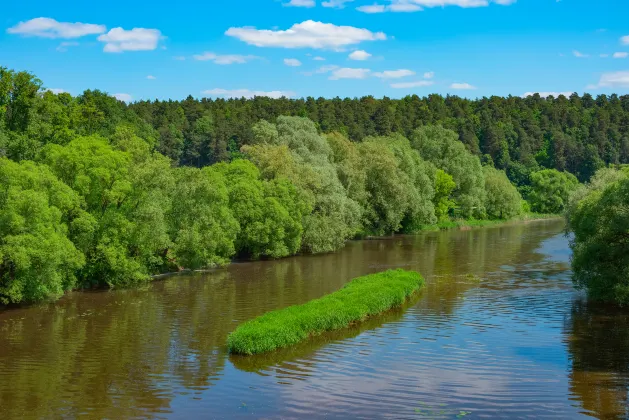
top-left (0, 219), bottom-right (628, 419)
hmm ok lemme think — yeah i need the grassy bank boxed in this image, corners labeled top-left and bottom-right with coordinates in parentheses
top-left (418, 213), bottom-right (561, 232)
top-left (227, 269), bottom-right (424, 355)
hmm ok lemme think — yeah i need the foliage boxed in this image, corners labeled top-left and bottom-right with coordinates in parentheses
top-left (246, 117), bottom-right (361, 253)
top-left (0, 159), bottom-right (85, 303)
top-left (168, 166), bottom-right (238, 269)
top-left (411, 126), bottom-right (486, 218)
top-left (483, 166), bottom-right (523, 219)
top-left (433, 169), bottom-right (457, 221)
top-left (227, 269), bottom-right (424, 355)
top-left (215, 159), bottom-right (308, 259)
top-left (529, 169), bottom-right (579, 214)
top-left (41, 136), bottom-right (173, 288)
top-left (567, 167), bottom-right (629, 304)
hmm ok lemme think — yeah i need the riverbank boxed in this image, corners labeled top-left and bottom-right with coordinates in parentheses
top-left (227, 269), bottom-right (424, 355)
top-left (417, 213), bottom-right (562, 232)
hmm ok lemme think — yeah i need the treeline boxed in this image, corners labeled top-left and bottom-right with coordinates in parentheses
top-left (128, 89), bottom-right (629, 185)
top-left (0, 67), bottom-right (584, 305)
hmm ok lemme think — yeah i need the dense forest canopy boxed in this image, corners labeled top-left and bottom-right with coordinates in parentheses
top-left (0, 66), bottom-right (626, 304)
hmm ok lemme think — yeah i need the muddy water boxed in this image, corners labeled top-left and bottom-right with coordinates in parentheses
top-left (1, 219), bottom-right (628, 419)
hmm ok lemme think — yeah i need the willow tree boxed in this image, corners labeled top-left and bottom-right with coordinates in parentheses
top-left (245, 116), bottom-right (361, 253)
top-left (483, 166), bottom-right (523, 220)
top-left (41, 135), bottom-right (174, 287)
top-left (529, 169), bottom-right (579, 214)
top-left (0, 159), bottom-right (85, 303)
top-left (215, 159), bottom-right (309, 259)
top-left (361, 134), bottom-right (436, 233)
top-left (569, 174), bottom-right (629, 304)
top-left (168, 166), bottom-right (238, 269)
top-left (411, 125), bottom-right (485, 218)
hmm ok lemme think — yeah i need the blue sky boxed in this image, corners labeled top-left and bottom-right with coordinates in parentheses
top-left (1, 0), bottom-right (628, 101)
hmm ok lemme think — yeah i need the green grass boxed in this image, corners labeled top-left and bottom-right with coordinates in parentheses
top-left (227, 269), bottom-right (424, 355)
top-left (418, 213), bottom-right (561, 232)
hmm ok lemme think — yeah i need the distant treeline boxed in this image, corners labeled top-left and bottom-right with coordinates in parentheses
top-left (0, 66), bottom-right (608, 305)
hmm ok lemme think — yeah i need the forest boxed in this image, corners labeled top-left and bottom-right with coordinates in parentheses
top-left (0, 66), bottom-right (627, 305)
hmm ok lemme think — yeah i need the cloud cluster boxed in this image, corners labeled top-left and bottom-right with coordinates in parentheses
top-left (329, 68), bottom-right (371, 80)
top-left (589, 71), bottom-right (629, 89)
top-left (193, 52), bottom-right (259, 64)
top-left (7, 17), bottom-right (105, 38)
top-left (284, 58), bottom-right (303, 66)
top-left (285, 0), bottom-right (315, 6)
top-left (357, 0), bottom-right (515, 13)
top-left (373, 69), bottom-right (415, 79)
top-left (322, 0), bottom-right (355, 7)
top-left (349, 50), bottom-right (372, 60)
top-left (98, 28), bottom-right (162, 53)
top-left (7, 17), bottom-right (163, 53)
top-left (203, 88), bottom-right (295, 99)
top-left (226, 20), bottom-right (386, 50)
top-left (450, 82), bottom-right (476, 90)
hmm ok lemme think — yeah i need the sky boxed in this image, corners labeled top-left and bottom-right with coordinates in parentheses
top-left (1, 0), bottom-right (628, 102)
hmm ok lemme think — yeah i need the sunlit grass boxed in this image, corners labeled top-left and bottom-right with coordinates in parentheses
top-left (227, 269), bottom-right (424, 355)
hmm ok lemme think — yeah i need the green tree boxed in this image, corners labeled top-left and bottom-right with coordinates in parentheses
top-left (216, 159), bottom-right (308, 259)
top-left (411, 125), bottom-right (486, 218)
top-left (433, 169), bottom-right (456, 221)
top-left (0, 159), bottom-right (85, 303)
top-left (529, 169), bottom-right (579, 214)
top-left (483, 166), bottom-right (523, 219)
top-left (41, 136), bottom-right (173, 287)
top-left (168, 166), bottom-right (238, 268)
top-left (568, 172), bottom-right (629, 304)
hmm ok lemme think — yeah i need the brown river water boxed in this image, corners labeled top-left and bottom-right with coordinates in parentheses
top-left (1, 219), bottom-right (628, 419)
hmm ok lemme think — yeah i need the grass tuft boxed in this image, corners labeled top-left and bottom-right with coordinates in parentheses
top-left (227, 269), bottom-right (424, 355)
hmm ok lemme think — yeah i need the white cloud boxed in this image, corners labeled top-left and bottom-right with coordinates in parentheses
top-left (322, 0), bottom-right (355, 7)
top-left (56, 41), bottom-right (79, 52)
top-left (573, 50), bottom-right (589, 58)
top-left (450, 82), bottom-right (476, 89)
top-left (349, 50), bottom-right (372, 60)
top-left (302, 64), bottom-right (340, 76)
top-left (147, 75), bottom-right (157, 80)
top-left (357, 4), bottom-right (386, 13)
top-left (613, 52), bottom-right (628, 59)
top-left (284, 58), bottom-right (303, 66)
top-left (390, 80), bottom-right (434, 88)
top-left (589, 71), bottom-right (629, 89)
top-left (523, 92), bottom-right (573, 98)
top-left (46, 88), bottom-right (66, 94)
top-left (389, 1), bottom-right (423, 11)
top-left (357, 0), bottom-right (514, 13)
top-left (313, 56), bottom-right (326, 61)
top-left (114, 93), bottom-right (133, 102)
top-left (373, 69), bottom-right (415, 79)
top-left (285, 0), bottom-right (315, 6)
top-left (7, 17), bottom-right (105, 39)
top-left (226, 20), bottom-right (387, 50)
top-left (202, 88), bottom-right (295, 99)
top-left (193, 52), bottom-right (259, 64)
top-left (98, 27), bottom-right (161, 53)
top-left (621, 35), bottom-right (629, 45)
top-left (423, 71), bottom-right (435, 79)
top-left (329, 68), bottom-right (371, 80)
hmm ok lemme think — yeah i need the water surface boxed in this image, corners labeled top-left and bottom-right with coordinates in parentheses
top-left (1, 219), bottom-right (628, 419)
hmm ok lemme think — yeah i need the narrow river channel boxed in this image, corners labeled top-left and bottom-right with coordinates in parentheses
top-left (1, 219), bottom-right (628, 419)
